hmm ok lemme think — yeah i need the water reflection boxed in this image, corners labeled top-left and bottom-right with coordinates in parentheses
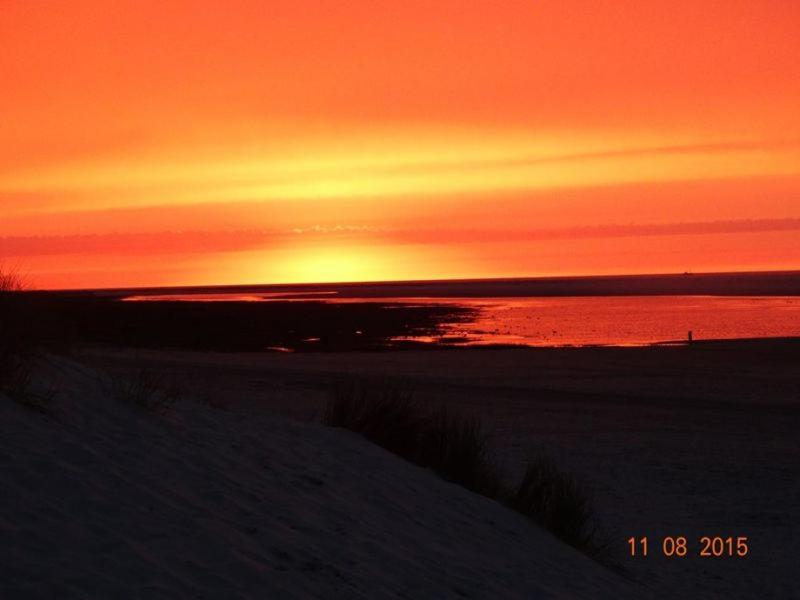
top-left (122, 293), bottom-right (800, 347)
top-left (402, 296), bottom-right (800, 346)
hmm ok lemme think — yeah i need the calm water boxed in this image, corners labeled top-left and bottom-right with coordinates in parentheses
top-left (395, 296), bottom-right (800, 346)
top-left (124, 293), bottom-right (800, 347)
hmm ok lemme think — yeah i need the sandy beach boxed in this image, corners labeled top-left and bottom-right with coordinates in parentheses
top-left (2, 355), bottom-right (635, 599)
top-left (73, 339), bottom-right (800, 598)
top-left (4, 276), bottom-right (799, 597)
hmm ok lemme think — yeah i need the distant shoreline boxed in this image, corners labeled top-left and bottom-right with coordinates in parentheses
top-left (29, 269), bottom-right (800, 298)
top-left (13, 291), bottom-right (800, 352)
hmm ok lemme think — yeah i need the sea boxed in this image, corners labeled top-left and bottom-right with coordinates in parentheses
top-left (117, 272), bottom-right (800, 346)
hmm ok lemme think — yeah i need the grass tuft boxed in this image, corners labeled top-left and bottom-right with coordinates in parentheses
top-left (0, 267), bottom-right (27, 293)
top-left (323, 378), bottom-right (611, 567)
top-left (112, 368), bottom-right (180, 414)
top-left (0, 350), bottom-right (52, 412)
top-left (0, 267), bottom-right (44, 410)
top-left (507, 453), bottom-right (606, 561)
top-left (325, 379), bottom-right (421, 456)
top-left (418, 405), bottom-right (502, 496)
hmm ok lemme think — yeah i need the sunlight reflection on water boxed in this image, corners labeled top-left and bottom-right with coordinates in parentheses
top-left (392, 296), bottom-right (800, 346)
top-left (122, 293), bottom-right (800, 347)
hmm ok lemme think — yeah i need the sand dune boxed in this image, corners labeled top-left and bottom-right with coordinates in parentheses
top-left (1, 356), bottom-right (634, 599)
top-left (77, 341), bottom-right (800, 598)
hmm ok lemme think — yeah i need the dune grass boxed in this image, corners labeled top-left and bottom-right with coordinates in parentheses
top-left (507, 453), bottom-right (608, 562)
top-left (323, 378), bottom-right (611, 567)
top-left (0, 286), bottom-right (53, 412)
top-left (111, 368), bottom-right (181, 414)
top-left (325, 379), bottom-right (421, 456)
top-left (0, 349), bottom-right (36, 403)
top-left (417, 405), bottom-right (502, 497)
top-left (0, 267), bottom-right (41, 408)
top-left (0, 267), bottom-right (27, 293)
top-left (325, 379), bottom-right (502, 497)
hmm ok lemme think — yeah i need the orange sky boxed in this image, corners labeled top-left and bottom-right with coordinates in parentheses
top-left (2, 0), bottom-right (800, 289)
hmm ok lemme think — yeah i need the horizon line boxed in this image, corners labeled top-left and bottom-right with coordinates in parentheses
top-left (35, 267), bottom-right (800, 294)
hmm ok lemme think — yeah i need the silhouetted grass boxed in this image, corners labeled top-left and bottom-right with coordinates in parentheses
top-left (506, 453), bottom-right (610, 564)
top-left (0, 268), bottom-right (40, 408)
top-left (417, 405), bottom-right (502, 496)
top-left (0, 350), bottom-right (34, 401)
top-left (0, 338), bottom-right (22, 391)
top-left (323, 378), bottom-right (610, 567)
top-left (324, 378), bottom-right (502, 497)
top-left (112, 368), bottom-right (180, 414)
top-left (326, 379), bottom-right (421, 456)
top-left (0, 267), bottom-right (27, 293)
top-left (1, 357), bottom-right (55, 414)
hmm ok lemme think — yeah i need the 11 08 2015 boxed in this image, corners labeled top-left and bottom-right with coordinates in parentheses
top-left (627, 536), bottom-right (749, 557)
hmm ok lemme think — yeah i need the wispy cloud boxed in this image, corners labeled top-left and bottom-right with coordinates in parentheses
top-left (290, 225), bottom-right (384, 235)
top-left (3, 138), bottom-right (798, 217)
top-left (3, 217), bottom-right (799, 258)
top-left (320, 139), bottom-right (800, 178)
top-left (387, 218), bottom-right (800, 244)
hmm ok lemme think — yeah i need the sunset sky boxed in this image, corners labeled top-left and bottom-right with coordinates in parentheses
top-left (2, 1), bottom-right (800, 289)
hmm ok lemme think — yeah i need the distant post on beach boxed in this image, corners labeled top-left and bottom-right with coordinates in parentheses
top-left (688, 330), bottom-right (693, 344)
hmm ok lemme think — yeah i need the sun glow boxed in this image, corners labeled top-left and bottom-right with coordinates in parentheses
top-left (276, 247), bottom-right (389, 284)
top-left (215, 244), bottom-right (401, 286)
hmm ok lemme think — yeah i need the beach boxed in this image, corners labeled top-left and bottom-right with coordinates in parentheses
top-left (2, 355), bottom-right (635, 599)
top-left (3, 288), bottom-right (799, 597)
top-left (76, 339), bottom-right (800, 598)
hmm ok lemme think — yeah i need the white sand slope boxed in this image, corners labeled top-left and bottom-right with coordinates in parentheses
top-left (1, 357), bottom-right (635, 599)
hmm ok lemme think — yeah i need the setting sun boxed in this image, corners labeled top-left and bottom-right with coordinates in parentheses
top-left (252, 245), bottom-right (393, 285)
